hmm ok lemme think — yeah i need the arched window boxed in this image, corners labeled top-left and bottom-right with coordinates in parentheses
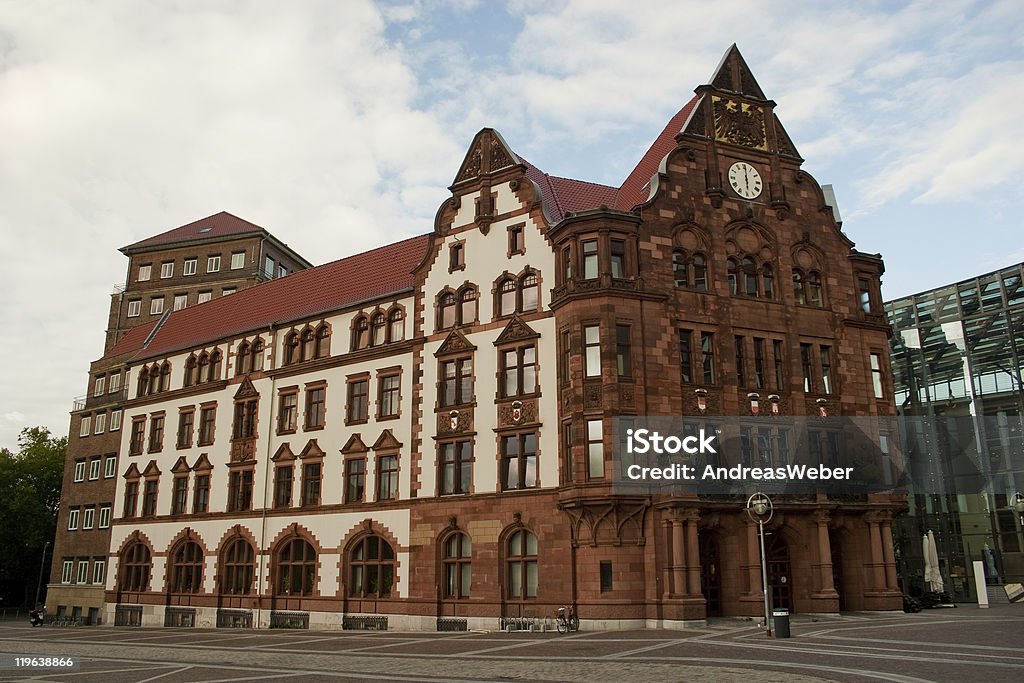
top-left (520, 273), bottom-right (539, 312)
top-left (792, 269), bottom-right (806, 304)
top-left (352, 316), bottom-right (369, 351)
top-left (148, 365), bottom-right (161, 395)
top-left (443, 533), bottom-right (472, 599)
top-left (159, 362), bottom-right (171, 392)
top-left (498, 278), bottom-right (516, 317)
top-left (693, 253), bottom-right (708, 291)
top-left (673, 250), bottom-right (688, 288)
top-left (315, 325), bottom-right (330, 359)
top-left (808, 271), bottom-right (823, 307)
top-left (137, 368), bottom-right (150, 397)
top-left (275, 538), bottom-right (316, 596)
top-left (168, 540), bottom-right (204, 593)
top-left (284, 332), bottom-right (299, 365)
top-left (220, 538), bottom-right (255, 595)
top-left (762, 263), bottom-right (775, 300)
top-left (458, 288), bottom-right (477, 325)
top-left (506, 530), bottom-right (538, 599)
top-left (371, 313), bottom-right (387, 346)
top-left (387, 308), bottom-right (405, 342)
top-left (236, 341), bottom-right (251, 376)
top-left (300, 327), bottom-right (316, 361)
top-left (349, 535), bottom-right (395, 598)
top-left (439, 292), bottom-right (456, 330)
top-left (208, 350), bottom-right (222, 382)
top-left (742, 256), bottom-right (758, 296)
top-left (184, 355), bottom-right (198, 388)
top-left (197, 352), bottom-right (210, 382)
top-left (727, 258), bottom-right (739, 295)
top-left (119, 541), bottom-right (152, 592)
top-left (251, 338), bottom-right (265, 372)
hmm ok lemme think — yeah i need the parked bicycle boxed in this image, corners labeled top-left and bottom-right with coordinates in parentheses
top-left (555, 605), bottom-right (579, 633)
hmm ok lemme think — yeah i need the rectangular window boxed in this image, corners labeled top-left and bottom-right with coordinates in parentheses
top-left (198, 291), bottom-right (212, 304)
top-left (68, 508), bottom-right (79, 530)
top-left (700, 332), bottom-right (715, 384)
top-left (99, 505), bottom-right (111, 529)
top-left (127, 299), bottom-right (141, 317)
top-left (123, 482), bottom-right (138, 518)
top-left (193, 475), bottom-right (210, 513)
top-left (74, 460), bottom-right (85, 482)
top-left (173, 293), bottom-right (187, 311)
top-left (772, 340), bottom-right (785, 390)
top-left (440, 441), bottom-right (472, 495)
top-left (109, 372), bottom-right (121, 393)
top-left (347, 379), bottom-right (368, 423)
top-left (207, 255), bottom-right (221, 273)
top-left (581, 239), bottom-right (599, 280)
top-left (734, 336), bottom-right (746, 386)
top-left (610, 239), bottom-right (626, 278)
top-left (449, 242), bottom-right (465, 271)
top-left (183, 258), bottom-right (197, 276)
top-left (587, 419), bottom-right (604, 479)
top-left (141, 479), bottom-right (158, 516)
top-left (150, 297), bottom-right (164, 315)
top-left (222, 287), bottom-right (236, 296)
top-left (148, 414), bottom-right (164, 453)
top-left (94, 375), bottom-right (105, 396)
top-left (278, 264), bottom-right (287, 278)
top-left (302, 462), bottom-right (322, 506)
top-left (61, 560), bottom-right (74, 584)
top-left (800, 343), bottom-right (813, 392)
top-left (562, 246), bottom-right (572, 282)
top-left (172, 476), bottom-right (188, 514)
top-left (871, 353), bottom-right (885, 398)
top-left (94, 412), bottom-right (106, 435)
top-left (600, 561), bottom-right (613, 592)
top-left (560, 330), bottom-right (571, 386)
top-left (230, 251), bottom-right (245, 270)
top-left (104, 455), bottom-right (116, 478)
top-left (77, 561), bottom-right (89, 584)
top-left (110, 409), bottom-right (122, 431)
top-left (129, 417), bottom-right (145, 455)
top-left (274, 465), bottom-right (293, 508)
top-left (198, 406), bottom-right (216, 446)
top-left (232, 399), bottom-right (258, 439)
top-left (859, 278), bottom-right (872, 313)
top-left (160, 261), bottom-right (174, 279)
top-left (263, 256), bottom-right (275, 279)
top-left (502, 345), bottom-right (537, 396)
top-left (88, 457), bottom-right (101, 480)
top-left (228, 469), bottom-right (254, 512)
top-left (345, 458), bottom-right (365, 503)
top-left (501, 432), bottom-right (538, 490)
top-left (616, 325), bottom-right (632, 377)
top-left (679, 329), bottom-right (693, 384)
top-left (440, 358), bottom-right (473, 407)
top-left (509, 226), bottom-right (524, 254)
top-left (92, 560), bottom-right (105, 585)
top-left (820, 346), bottom-right (833, 394)
top-left (377, 454), bottom-right (398, 501)
top-left (138, 264), bottom-right (151, 282)
top-left (79, 415), bottom-right (91, 437)
top-left (177, 409), bottom-right (194, 449)
top-left (753, 338), bottom-right (766, 389)
top-left (584, 325), bottom-right (601, 378)
top-left (378, 374), bottom-right (400, 418)
top-left (82, 507), bottom-right (95, 530)
top-left (278, 391), bottom-right (298, 433)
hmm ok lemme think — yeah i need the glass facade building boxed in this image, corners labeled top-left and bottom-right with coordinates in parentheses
top-left (886, 262), bottom-right (1024, 600)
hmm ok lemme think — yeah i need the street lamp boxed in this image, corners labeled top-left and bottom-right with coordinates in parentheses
top-left (35, 541), bottom-right (51, 610)
top-left (745, 492), bottom-right (773, 637)
top-left (1012, 492), bottom-right (1024, 527)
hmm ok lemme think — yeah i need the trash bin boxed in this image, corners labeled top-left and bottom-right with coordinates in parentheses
top-left (772, 609), bottom-right (790, 638)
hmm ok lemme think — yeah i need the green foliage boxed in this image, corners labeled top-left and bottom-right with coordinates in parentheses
top-left (0, 427), bottom-right (66, 607)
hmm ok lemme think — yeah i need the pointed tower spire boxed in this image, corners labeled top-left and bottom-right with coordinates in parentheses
top-left (708, 44), bottom-right (766, 99)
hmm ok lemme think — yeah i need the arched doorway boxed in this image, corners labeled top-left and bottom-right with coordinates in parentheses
top-left (829, 528), bottom-right (846, 611)
top-left (766, 533), bottom-right (792, 612)
top-left (698, 529), bottom-right (721, 617)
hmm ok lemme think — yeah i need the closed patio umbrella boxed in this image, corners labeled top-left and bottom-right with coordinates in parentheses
top-left (925, 530), bottom-right (944, 593)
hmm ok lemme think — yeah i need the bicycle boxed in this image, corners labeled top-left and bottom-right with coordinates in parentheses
top-left (555, 605), bottom-right (579, 633)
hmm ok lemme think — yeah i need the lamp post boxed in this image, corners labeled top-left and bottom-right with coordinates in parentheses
top-left (1012, 492), bottom-right (1024, 527)
top-left (745, 492), bottom-right (773, 637)
top-left (35, 541), bottom-right (51, 610)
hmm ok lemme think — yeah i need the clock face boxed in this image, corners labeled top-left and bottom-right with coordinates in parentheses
top-left (728, 162), bottom-right (763, 199)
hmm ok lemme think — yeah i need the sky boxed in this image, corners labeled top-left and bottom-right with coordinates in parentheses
top-left (1, 0), bottom-right (1022, 447)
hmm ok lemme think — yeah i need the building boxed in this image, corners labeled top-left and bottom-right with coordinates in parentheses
top-left (50, 45), bottom-right (904, 630)
top-left (887, 263), bottom-right (1024, 600)
top-left (47, 212), bottom-right (310, 622)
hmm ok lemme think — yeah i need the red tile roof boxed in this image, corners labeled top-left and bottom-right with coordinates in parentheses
top-left (121, 211), bottom-right (273, 252)
top-left (105, 233), bottom-right (431, 363)
top-left (615, 95), bottom-right (701, 211)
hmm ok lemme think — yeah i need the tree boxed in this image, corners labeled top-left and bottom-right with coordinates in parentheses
top-left (0, 427), bottom-right (66, 607)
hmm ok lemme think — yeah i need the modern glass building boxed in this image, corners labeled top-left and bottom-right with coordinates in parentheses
top-left (886, 262), bottom-right (1024, 600)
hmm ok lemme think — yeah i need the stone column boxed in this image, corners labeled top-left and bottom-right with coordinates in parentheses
top-left (672, 518), bottom-right (686, 597)
top-left (684, 510), bottom-right (702, 597)
top-left (867, 513), bottom-right (886, 591)
top-left (662, 519), bottom-right (673, 599)
top-left (814, 510), bottom-right (836, 595)
top-left (745, 519), bottom-right (762, 597)
top-left (880, 517), bottom-right (899, 591)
